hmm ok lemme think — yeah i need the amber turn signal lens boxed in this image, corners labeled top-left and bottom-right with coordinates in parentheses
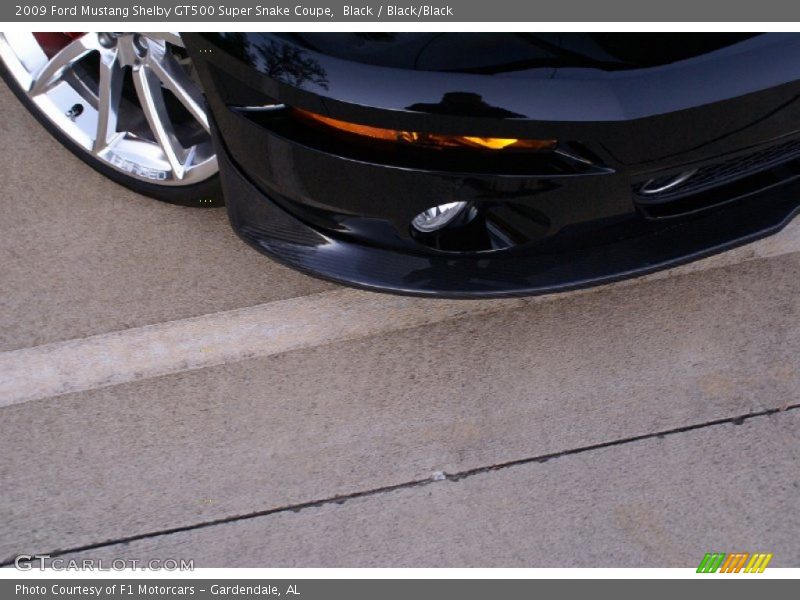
top-left (293, 108), bottom-right (556, 151)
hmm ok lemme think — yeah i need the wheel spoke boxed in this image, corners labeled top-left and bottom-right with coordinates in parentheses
top-left (93, 49), bottom-right (124, 152)
top-left (141, 32), bottom-right (184, 47)
top-left (133, 65), bottom-right (187, 179)
top-left (29, 33), bottom-right (98, 96)
top-left (146, 49), bottom-right (209, 132)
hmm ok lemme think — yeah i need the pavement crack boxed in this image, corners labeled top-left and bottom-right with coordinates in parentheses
top-left (2, 403), bottom-right (797, 565)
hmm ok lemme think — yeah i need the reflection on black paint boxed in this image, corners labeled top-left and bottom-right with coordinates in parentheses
top-left (279, 33), bottom-right (757, 73)
top-left (217, 33), bottom-right (329, 90)
top-left (407, 92), bottom-right (524, 118)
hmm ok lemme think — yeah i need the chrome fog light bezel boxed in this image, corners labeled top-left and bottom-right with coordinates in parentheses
top-left (411, 201), bottom-right (476, 233)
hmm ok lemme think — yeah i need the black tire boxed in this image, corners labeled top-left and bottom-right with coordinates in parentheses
top-left (0, 53), bottom-right (224, 208)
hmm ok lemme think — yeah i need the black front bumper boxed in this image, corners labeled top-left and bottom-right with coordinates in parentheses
top-left (215, 129), bottom-right (800, 298)
top-left (187, 33), bottom-right (800, 297)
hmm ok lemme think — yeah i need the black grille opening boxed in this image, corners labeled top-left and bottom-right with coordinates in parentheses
top-left (636, 157), bottom-right (800, 220)
top-left (633, 139), bottom-right (800, 204)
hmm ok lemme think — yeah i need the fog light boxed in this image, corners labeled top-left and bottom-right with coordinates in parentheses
top-left (412, 202), bottom-right (474, 233)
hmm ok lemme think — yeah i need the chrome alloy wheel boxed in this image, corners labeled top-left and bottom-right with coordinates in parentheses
top-left (0, 32), bottom-right (217, 186)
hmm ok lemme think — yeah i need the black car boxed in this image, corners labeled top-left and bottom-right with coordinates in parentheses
top-left (4, 32), bottom-right (800, 297)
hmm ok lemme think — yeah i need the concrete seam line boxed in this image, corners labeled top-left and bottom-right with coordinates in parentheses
top-left (1, 218), bottom-right (799, 407)
top-left (1, 404), bottom-right (795, 565)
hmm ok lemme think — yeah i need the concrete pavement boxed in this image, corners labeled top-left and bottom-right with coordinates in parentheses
top-left (1, 81), bottom-right (798, 568)
top-left (0, 82), bottom-right (332, 353)
top-left (56, 411), bottom-right (800, 567)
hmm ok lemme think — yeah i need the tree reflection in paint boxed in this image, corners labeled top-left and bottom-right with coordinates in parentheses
top-left (215, 33), bottom-right (329, 90)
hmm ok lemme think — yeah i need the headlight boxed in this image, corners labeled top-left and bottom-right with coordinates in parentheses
top-left (294, 108), bottom-right (556, 151)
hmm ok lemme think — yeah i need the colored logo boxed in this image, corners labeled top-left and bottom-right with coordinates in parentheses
top-left (697, 552), bottom-right (773, 573)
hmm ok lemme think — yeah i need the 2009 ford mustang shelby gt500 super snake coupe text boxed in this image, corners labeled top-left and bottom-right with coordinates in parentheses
top-left (3, 32), bottom-right (800, 297)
